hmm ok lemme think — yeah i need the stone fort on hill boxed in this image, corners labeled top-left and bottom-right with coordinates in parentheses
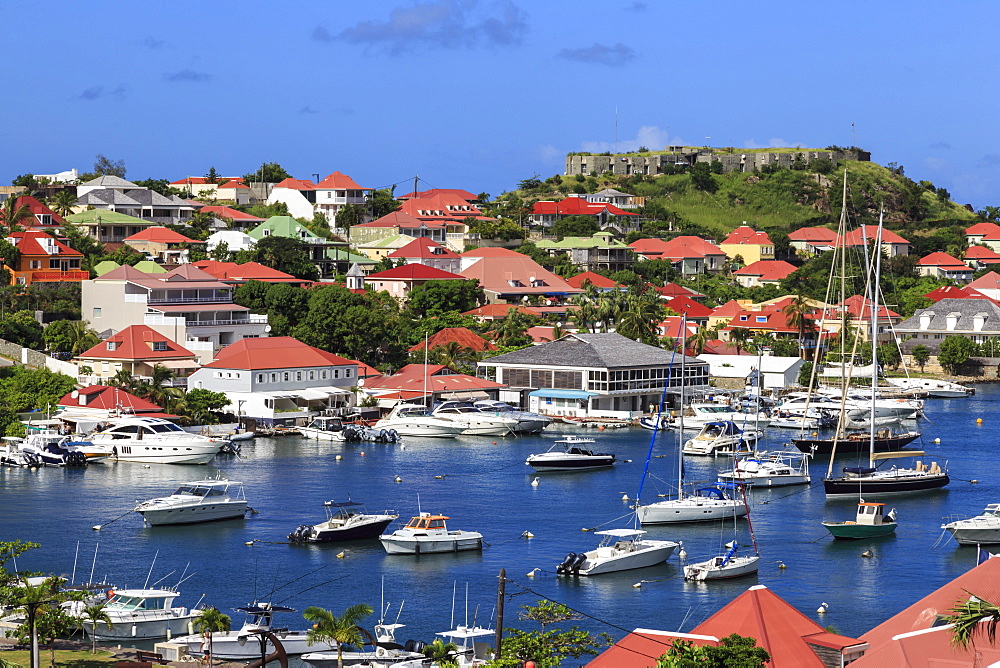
top-left (565, 147), bottom-right (869, 177)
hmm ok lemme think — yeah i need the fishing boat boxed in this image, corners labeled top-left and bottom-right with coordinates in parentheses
top-left (134, 479), bottom-right (249, 525)
top-left (288, 500), bottom-right (398, 542)
top-left (86, 416), bottom-right (224, 464)
top-left (72, 586), bottom-right (198, 640)
top-left (717, 451), bottom-right (811, 487)
top-left (822, 501), bottom-right (897, 539)
top-left (374, 404), bottom-right (463, 438)
top-left (297, 416), bottom-right (347, 441)
top-left (555, 529), bottom-right (679, 576)
top-left (473, 400), bottom-right (552, 434)
top-left (380, 513), bottom-right (484, 555)
top-left (0, 437), bottom-right (40, 468)
top-left (175, 603), bottom-right (338, 658)
top-left (300, 612), bottom-right (425, 667)
top-left (682, 421), bottom-right (760, 456)
top-left (683, 541), bottom-right (760, 581)
top-left (942, 504), bottom-right (1000, 545)
top-left (430, 401), bottom-right (518, 436)
top-left (525, 435), bottom-right (615, 472)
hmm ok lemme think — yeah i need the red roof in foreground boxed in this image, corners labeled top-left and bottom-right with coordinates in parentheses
top-left (78, 325), bottom-right (196, 361)
top-left (567, 271), bottom-right (621, 289)
top-left (722, 225), bottom-right (773, 246)
top-left (205, 337), bottom-right (354, 370)
top-left (58, 385), bottom-right (163, 413)
top-left (387, 236), bottom-right (459, 260)
top-left (662, 294), bottom-right (713, 318)
top-left (969, 271), bottom-right (1000, 290)
top-left (273, 177), bottom-right (316, 191)
top-left (124, 226), bottom-right (198, 244)
top-left (841, 225), bottom-right (910, 246)
top-left (8, 230), bottom-right (83, 257)
top-left (966, 221), bottom-right (1000, 237)
top-left (964, 244), bottom-right (1000, 261)
top-left (199, 205), bottom-right (265, 222)
top-left (315, 171), bottom-right (371, 191)
top-left (918, 251), bottom-right (967, 268)
top-left (407, 327), bottom-right (496, 353)
top-left (788, 226), bottom-right (838, 243)
top-left (13, 195), bottom-right (67, 227)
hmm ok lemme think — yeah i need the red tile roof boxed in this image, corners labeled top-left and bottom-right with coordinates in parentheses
top-left (966, 221), bottom-right (1000, 237)
top-left (78, 325), bottom-right (196, 361)
top-left (124, 226), bottom-right (198, 244)
top-left (566, 271), bottom-right (621, 289)
top-left (387, 237), bottom-right (459, 259)
top-left (407, 327), bottom-right (496, 353)
top-left (722, 225), bottom-right (773, 245)
top-left (354, 210), bottom-right (446, 229)
top-left (191, 260), bottom-right (301, 283)
top-left (365, 364), bottom-right (504, 394)
top-left (918, 251), bottom-right (967, 268)
top-left (199, 205), bottom-right (265, 222)
top-left (734, 260), bottom-right (798, 281)
top-left (788, 226), bottom-right (839, 242)
top-left (58, 385), bottom-right (164, 413)
top-left (656, 282), bottom-right (702, 298)
top-left (462, 304), bottom-right (543, 318)
top-left (8, 230), bottom-right (83, 257)
top-left (205, 337), bottom-right (354, 370)
top-left (629, 236), bottom-right (725, 260)
top-left (347, 359), bottom-right (381, 378)
top-left (525, 325), bottom-right (557, 343)
top-left (399, 193), bottom-right (488, 222)
top-left (841, 225), bottom-right (909, 245)
top-left (969, 271), bottom-right (1000, 290)
top-left (924, 285), bottom-right (988, 302)
top-left (365, 264), bottom-right (466, 281)
top-left (461, 247), bottom-right (524, 258)
top-left (13, 195), bottom-right (66, 227)
top-left (530, 197), bottom-right (637, 217)
top-left (964, 245), bottom-right (1000, 261)
top-left (712, 299), bottom-right (746, 317)
top-left (837, 294), bottom-right (901, 320)
top-left (459, 250), bottom-right (582, 296)
top-left (399, 188), bottom-right (478, 202)
top-left (315, 171), bottom-right (372, 191)
top-left (851, 624), bottom-right (1000, 668)
top-left (662, 294), bottom-right (713, 318)
top-left (658, 316), bottom-right (699, 340)
top-left (726, 307), bottom-right (815, 333)
top-left (272, 178), bottom-right (316, 191)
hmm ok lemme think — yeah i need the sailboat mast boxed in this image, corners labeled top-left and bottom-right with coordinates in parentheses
top-left (868, 214), bottom-right (885, 467)
top-left (677, 317), bottom-right (687, 499)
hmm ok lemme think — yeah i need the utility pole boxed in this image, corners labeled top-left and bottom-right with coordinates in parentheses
top-left (494, 568), bottom-right (506, 661)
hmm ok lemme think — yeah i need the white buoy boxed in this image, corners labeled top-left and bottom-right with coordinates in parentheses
top-left (92, 525), bottom-right (102, 531)
top-left (245, 540), bottom-right (255, 546)
top-left (531, 477), bottom-right (540, 487)
top-left (932, 438), bottom-right (941, 444)
top-left (861, 550), bottom-right (873, 558)
top-left (526, 568), bottom-right (540, 578)
top-left (678, 547), bottom-right (687, 560)
top-left (621, 493), bottom-right (629, 501)
top-left (335, 454), bottom-right (342, 460)
top-left (632, 581), bottom-right (643, 589)
top-left (521, 530), bottom-right (534, 539)
top-left (817, 602), bottom-right (828, 614)
top-left (394, 476), bottom-right (403, 483)
top-left (775, 560), bottom-right (787, 570)
top-left (143, 464), bottom-right (151, 469)
top-left (400, 444), bottom-right (405, 450)
top-left (336, 551), bottom-right (346, 559)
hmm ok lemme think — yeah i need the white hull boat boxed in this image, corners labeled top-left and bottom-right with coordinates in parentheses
top-left (87, 416), bottom-right (223, 464)
top-left (473, 400), bottom-right (552, 434)
top-left (375, 404), bottom-right (463, 438)
top-left (886, 377), bottom-right (973, 398)
top-left (684, 552), bottom-right (760, 581)
top-left (942, 504), bottom-right (1000, 545)
top-left (72, 587), bottom-right (196, 640)
top-left (301, 614), bottom-right (425, 667)
top-left (526, 435), bottom-right (615, 472)
top-left (718, 452), bottom-right (811, 487)
top-left (431, 401), bottom-right (518, 436)
top-left (289, 500), bottom-right (398, 542)
top-left (682, 421), bottom-right (760, 456)
top-left (670, 404), bottom-right (771, 430)
top-left (177, 605), bottom-right (337, 658)
top-left (135, 479), bottom-right (248, 525)
top-left (297, 417), bottom-right (346, 441)
top-left (637, 488), bottom-right (748, 524)
top-left (556, 529), bottom-right (678, 576)
top-left (380, 513), bottom-right (484, 555)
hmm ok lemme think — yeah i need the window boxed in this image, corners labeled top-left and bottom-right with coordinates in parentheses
top-left (345, 369), bottom-right (352, 378)
top-left (296, 371), bottom-right (302, 381)
top-left (334, 369), bottom-right (340, 379)
top-left (321, 370), bottom-right (328, 379)
top-left (755, 316), bottom-right (767, 323)
top-left (93, 307), bottom-right (102, 318)
top-left (309, 370), bottom-right (315, 380)
top-left (283, 372), bottom-right (289, 381)
top-left (152, 341), bottom-right (167, 351)
top-left (257, 374), bottom-right (264, 383)
top-left (106, 341), bottom-right (118, 351)
top-left (70, 259), bottom-right (80, 268)
top-left (739, 315), bottom-right (748, 321)
top-left (270, 373), bottom-right (277, 382)
top-left (49, 260), bottom-right (60, 269)
top-left (30, 260), bottom-right (41, 269)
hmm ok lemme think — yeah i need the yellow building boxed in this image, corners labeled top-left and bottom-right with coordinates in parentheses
top-left (719, 224), bottom-right (775, 264)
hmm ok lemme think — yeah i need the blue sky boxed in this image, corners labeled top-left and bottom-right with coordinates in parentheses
top-left (3, 1), bottom-right (999, 208)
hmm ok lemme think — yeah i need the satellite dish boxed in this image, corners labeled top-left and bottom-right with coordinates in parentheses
top-left (71, 390), bottom-right (79, 399)
top-left (357, 378), bottom-right (366, 387)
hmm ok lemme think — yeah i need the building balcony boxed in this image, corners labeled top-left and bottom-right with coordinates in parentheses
top-left (31, 271), bottom-right (89, 282)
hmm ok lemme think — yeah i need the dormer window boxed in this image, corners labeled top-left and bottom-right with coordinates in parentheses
top-left (756, 316), bottom-right (767, 323)
top-left (152, 341), bottom-right (167, 351)
top-left (106, 341), bottom-right (118, 351)
top-left (739, 315), bottom-right (749, 321)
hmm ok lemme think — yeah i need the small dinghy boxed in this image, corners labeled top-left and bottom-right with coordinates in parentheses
top-left (683, 541), bottom-right (760, 581)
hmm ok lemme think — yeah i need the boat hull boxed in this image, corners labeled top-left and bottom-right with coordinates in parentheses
top-left (373, 421), bottom-right (461, 438)
top-left (717, 472), bottom-right (809, 487)
top-left (823, 473), bottom-right (949, 496)
top-left (526, 456), bottom-right (615, 472)
top-left (684, 555), bottom-right (760, 581)
top-left (296, 427), bottom-right (344, 441)
top-left (176, 630), bottom-right (337, 658)
top-left (637, 500), bottom-right (747, 524)
top-left (89, 614), bottom-right (196, 640)
top-left (578, 541), bottom-right (679, 575)
top-left (822, 521), bottom-right (897, 539)
top-left (105, 443), bottom-right (219, 464)
top-left (944, 526), bottom-right (1000, 545)
top-left (380, 534), bottom-right (484, 554)
top-left (138, 501), bottom-right (247, 526)
top-left (792, 433), bottom-right (919, 455)
top-left (308, 517), bottom-right (396, 542)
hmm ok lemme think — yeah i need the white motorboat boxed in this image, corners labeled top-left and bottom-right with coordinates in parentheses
top-left (473, 400), bottom-right (552, 434)
top-left (886, 377), bottom-right (974, 398)
top-left (288, 500), bottom-right (398, 542)
top-left (374, 404), bottom-right (463, 438)
top-left (637, 485), bottom-right (748, 524)
top-left (87, 416), bottom-right (224, 464)
top-left (0, 437), bottom-right (38, 468)
top-left (669, 404), bottom-right (771, 430)
top-left (391, 624), bottom-right (495, 668)
top-left (175, 604), bottom-right (337, 658)
top-left (682, 421), bottom-right (760, 456)
top-left (942, 504), bottom-right (1000, 545)
top-left (72, 587), bottom-right (197, 640)
top-left (717, 451), bottom-right (811, 487)
top-left (430, 401), bottom-right (518, 436)
top-left (555, 529), bottom-right (679, 576)
top-left (296, 417), bottom-right (346, 441)
top-left (380, 513), bottom-right (484, 555)
top-left (135, 479), bottom-right (248, 525)
top-left (525, 435), bottom-right (615, 472)
top-left (638, 413), bottom-right (672, 431)
top-left (683, 542), bottom-right (760, 581)
top-left (300, 602), bottom-right (425, 668)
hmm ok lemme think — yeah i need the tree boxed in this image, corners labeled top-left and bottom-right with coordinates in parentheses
top-left (656, 633), bottom-right (769, 668)
top-left (9, 577), bottom-right (63, 668)
top-left (876, 342), bottom-right (902, 371)
top-left (178, 389), bottom-right (231, 425)
top-left (689, 163), bottom-right (718, 193)
top-left (303, 604), bottom-right (373, 668)
top-left (797, 361), bottom-right (814, 387)
top-left (0, 310), bottom-right (44, 349)
top-left (729, 327), bottom-right (752, 355)
top-left (80, 604), bottom-right (113, 654)
top-left (205, 167), bottom-right (221, 184)
top-left (430, 341), bottom-right (479, 373)
top-left (243, 162), bottom-right (291, 184)
top-left (422, 638), bottom-right (460, 667)
top-left (782, 294), bottom-right (814, 358)
top-left (132, 364), bottom-right (183, 408)
top-left (368, 188), bottom-right (401, 219)
top-left (92, 154), bottom-right (127, 178)
top-left (489, 308), bottom-right (540, 347)
top-left (47, 190), bottom-right (77, 217)
top-left (242, 236), bottom-right (319, 281)
top-left (938, 335), bottom-right (977, 374)
top-left (911, 344), bottom-right (931, 372)
top-left (949, 591), bottom-right (1000, 649)
top-left (491, 600), bottom-right (611, 668)
top-left (406, 280), bottom-right (485, 317)
top-left (0, 195), bottom-right (33, 235)
top-left (42, 320), bottom-right (99, 355)
top-left (193, 607), bottom-right (231, 666)
top-left (335, 203), bottom-right (366, 228)
top-left (552, 216), bottom-right (599, 239)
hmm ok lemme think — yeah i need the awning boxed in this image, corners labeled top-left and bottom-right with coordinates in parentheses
top-left (311, 386), bottom-right (352, 395)
top-left (295, 389), bottom-right (332, 401)
top-left (528, 389), bottom-right (598, 399)
top-left (264, 391), bottom-right (300, 399)
top-left (156, 359), bottom-right (201, 369)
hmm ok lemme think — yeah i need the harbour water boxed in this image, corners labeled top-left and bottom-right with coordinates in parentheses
top-left (3, 386), bottom-right (999, 650)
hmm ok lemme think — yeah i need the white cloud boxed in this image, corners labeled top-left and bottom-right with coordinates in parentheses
top-left (536, 144), bottom-right (562, 164)
top-left (743, 138), bottom-right (799, 149)
top-left (923, 157), bottom-right (947, 171)
top-left (580, 125), bottom-right (674, 153)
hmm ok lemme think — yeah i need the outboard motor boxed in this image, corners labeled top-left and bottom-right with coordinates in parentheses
top-left (64, 451), bottom-right (88, 467)
top-left (387, 429), bottom-right (399, 443)
top-left (572, 553), bottom-right (588, 571)
top-left (557, 552), bottom-right (578, 574)
top-left (411, 640), bottom-right (425, 654)
top-left (288, 525), bottom-right (313, 542)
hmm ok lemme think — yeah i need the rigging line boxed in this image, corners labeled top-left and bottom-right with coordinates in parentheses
top-left (260, 564), bottom-right (328, 602)
top-left (756, 483), bottom-right (815, 505)
top-left (274, 574), bottom-right (351, 606)
top-left (582, 511), bottom-right (638, 533)
top-left (636, 332), bottom-right (680, 503)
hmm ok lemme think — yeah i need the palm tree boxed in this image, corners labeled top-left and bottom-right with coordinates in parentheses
top-left (782, 294), bottom-right (814, 359)
top-left (688, 325), bottom-right (711, 355)
top-left (48, 190), bottom-right (78, 217)
top-left (108, 369), bottom-right (136, 391)
top-left (80, 604), bottom-right (113, 654)
top-left (949, 591), bottom-right (1000, 648)
top-left (64, 321), bottom-right (100, 356)
top-left (193, 607), bottom-right (231, 665)
top-left (0, 196), bottom-right (32, 235)
top-left (13, 577), bottom-right (60, 668)
top-left (434, 341), bottom-right (477, 372)
top-left (729, 327), bottom-right (752, 355)
top-left (303, 604), bottom-right (374, 668)
top-left (490, 308), bottom-right (538, 347)
top-left (422, 638), bottom-right (461, 667)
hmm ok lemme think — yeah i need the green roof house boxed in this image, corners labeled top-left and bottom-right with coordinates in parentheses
top-left (65, 209), bottom-right (161, 244)
top-left (535, 231), bottom-right (636, 273)
top-left (247, 216), bottom-right (353, 279)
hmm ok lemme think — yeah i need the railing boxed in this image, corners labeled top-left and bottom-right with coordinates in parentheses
top-left (31, 271), bottom-right (89, 281)
top-left (147, 296), bottom-right (232, 304)
top-left (124, 294), bottom-right (149, 303)
top-left (187, 319), bottom-right (264, 327)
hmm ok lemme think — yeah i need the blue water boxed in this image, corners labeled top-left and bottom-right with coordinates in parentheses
top-left (2, 386), bottom-right (999, 647)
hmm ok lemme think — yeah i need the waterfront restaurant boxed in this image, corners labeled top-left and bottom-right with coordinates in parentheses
top-left (477, 332), bottom-right (709, 419)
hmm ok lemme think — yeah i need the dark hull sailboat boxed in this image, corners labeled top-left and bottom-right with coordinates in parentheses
top-left (823, 454), bottom-right (949, 496)
top-left (792, 430), bottom-right (919, 455)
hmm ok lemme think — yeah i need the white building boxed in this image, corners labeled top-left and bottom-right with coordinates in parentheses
top-left (186, 337), bottom-right (357, 426)
top-left (696, 354), bottom-right (804, 390)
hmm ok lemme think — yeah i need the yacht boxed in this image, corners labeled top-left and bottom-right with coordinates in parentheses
top-left (682, 421), bottom-right (760, 456)
top-left (288, 500), bottom-right (398, 542)
top-left (885, 377), bottom-right (974, 398)
top-left (637, 486), bottom-right (748, 524)
top-left (380, 513), bottom-right (484, 555)
top-left (87, 416), bottom-right (223, 464)
top-left (374, 404), bottom-right (463, 438)
top-left (297, 416), bottom-right (346, 441)
top-left (430, 402), bottom-right (518, 436)
top-left (135, 479), bottom-right (248, 525)
top-left (942, 504), bottom-right (1000, 545)
top-left (525, 435), bottom-right (616, 472)
top-left (175, 604), bottom-right (337, 658)
top-left (823, 451), bottom-right (949, 496)
top-left (555, 529), bottom-right (679, 576)
top-left (72, 587), bottom-right (197, 640)
top-left (670, 404), bottom-right (771, 430)
top-left (473, 400), bottom-right (552, 434)
top-left (717, 451), bottom-right (811, 487)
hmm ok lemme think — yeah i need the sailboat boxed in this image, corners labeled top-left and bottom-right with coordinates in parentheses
top-left (637, 318), bottom-right (747, 525)
top-left (822, 217), bottom-right (948, 496)
top-left (683, 480), bottom-right (760, 581)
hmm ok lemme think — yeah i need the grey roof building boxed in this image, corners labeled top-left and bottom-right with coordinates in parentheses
top-left (478, 332), bottom-right (708, 418)
top-left (895, 297), bottom-right (1000, 353)
top-left (75, 188), bottom-right (194, 226)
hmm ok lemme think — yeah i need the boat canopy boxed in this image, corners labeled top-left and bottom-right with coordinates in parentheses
top-left (593, 528), bottom-right (646, 537)
top-left (324, 500), bottom-right (363, 507)
top-left (843, 466), bottom-right (877, 474)
top-left (236, 604), bottom-right (295, 615)
top-left (703, 421), bottom-right (742, 435)
top-left (695, 487), bottom-right (726, 499)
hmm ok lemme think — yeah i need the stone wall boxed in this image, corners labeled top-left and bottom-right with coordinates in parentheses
top-left (565, 148), bottom-right (868, 177)
top-left (0, 338), bottom-right (78, 377)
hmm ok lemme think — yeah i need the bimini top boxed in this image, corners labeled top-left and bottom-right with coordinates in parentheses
top-left (324, 500), bottom-right (363, 508)
top-left (404, 514), bottom-right (450, 529)
top-left (593, 528), bottom-right (646, 538)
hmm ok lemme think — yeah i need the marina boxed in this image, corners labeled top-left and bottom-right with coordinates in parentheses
top-left (2, 387), bottom-right (997, 648)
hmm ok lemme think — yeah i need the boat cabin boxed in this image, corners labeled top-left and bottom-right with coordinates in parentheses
top-left (172, 481), bottom-right (236, 498)
top-left (107, 589), bottom-right (178, 610)
top-left (98, 419), bottom-right (187, 439)
top-left (855, 502), bottom-right (890, 526)
top-left (404, 514), bottom-right (449, 531)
